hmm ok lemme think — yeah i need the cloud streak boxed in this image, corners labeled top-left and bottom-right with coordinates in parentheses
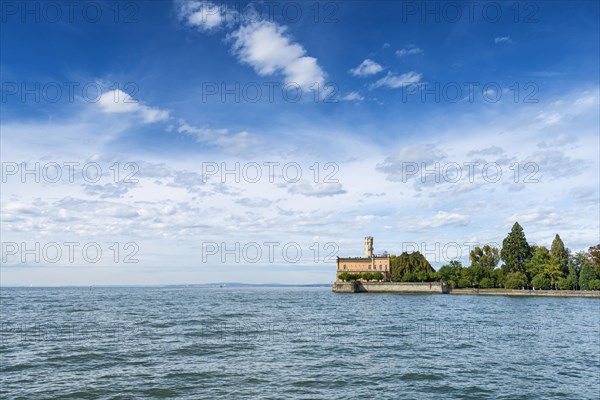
top-left (370, 71), bottom-right (422, 89)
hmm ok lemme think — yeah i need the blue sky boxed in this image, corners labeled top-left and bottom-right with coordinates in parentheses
top-left (1, 1), bottom-right (599, 285)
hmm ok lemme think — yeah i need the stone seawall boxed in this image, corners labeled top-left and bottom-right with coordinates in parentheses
top-left (332, 282), bottom-right (448, 294)
top-left (331, 282), bottom-right (357, 293)
top-left (331, 282), bottom-right (600, 297)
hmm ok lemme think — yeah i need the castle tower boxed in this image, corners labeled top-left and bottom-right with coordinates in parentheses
top-left (365, 236), bottom-right (373, 258)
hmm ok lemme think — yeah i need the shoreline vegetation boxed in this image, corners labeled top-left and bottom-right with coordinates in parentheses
top-left (336, 222), bottom-right (600, 293)
top-left (449, 288), bottom-right (600, 297)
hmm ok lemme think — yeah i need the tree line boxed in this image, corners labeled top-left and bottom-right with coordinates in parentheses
top-left (339, 222), bottom-right (600, 290)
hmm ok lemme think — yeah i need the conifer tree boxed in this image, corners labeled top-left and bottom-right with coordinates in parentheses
top-left (550, 234), bottom-right (569, 275)
top-left (501, 222), bottom-right (532, 275)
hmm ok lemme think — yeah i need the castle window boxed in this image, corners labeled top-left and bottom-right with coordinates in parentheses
top-left (343, 265), bottom-right (346, 270)
top-left (368, 266), bottom-right (371, 270)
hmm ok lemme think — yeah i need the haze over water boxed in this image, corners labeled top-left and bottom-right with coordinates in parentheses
top-left (1, 287), bottom-right (599, 399)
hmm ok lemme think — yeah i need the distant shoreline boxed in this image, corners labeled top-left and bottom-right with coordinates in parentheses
top-left (0, 283), bottom-right (332, 288)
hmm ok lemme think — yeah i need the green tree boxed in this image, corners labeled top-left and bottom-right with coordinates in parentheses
top-left (560, 264), bottom-right (578, 290)
top-left (491, 268), bottom-right (504, 288)
top-left (469, 245), bottom-right (500, 287)
top-left (402, 271), bottom-right (417, 282)
top-left (543, 260), bottom-right (564, 289)
top-left (579, 263), bottom-right (598, 290)
top-left (501, 222), bottom-right (532, 275)
top-left (390, 251), bottom-right (434, 282)
top-left (525, 246), bottom-right (550, 280)
top-left (531, 274), bottom-right (551, 290)
top-left (550, 234), bottom-right (569, 275)
top-left (503, 272), bottom-right (528, 289)
top-left (470, 245), bottom-right (500, 271)
top-left (588, 280), bottom-right (600, 290)
top-left (464, 264), bottom-right (484, 287)
top-left (436, 260), bottom-right (463, 288)
top-left (558, 276), bottom-right (576, 290)
top-left (589, 244), bottom-right (600, 275)
top-left (338, 272), bottom-right (349, 281)
top-left (390, 261), bottom-right (402, 281)
top-left (416, 270), bottom-right (429, 282)
top-left (458, 268), bottom-right (472, 288)
top-left (343, 273), bottom-right (360, 281)
top-left (479, 277), bottom-right (494, 288)
top-left (572, 251), bottom-right (592, 275)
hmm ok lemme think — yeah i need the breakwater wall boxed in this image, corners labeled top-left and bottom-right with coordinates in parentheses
top-left (331, 282), bottom-right (600, 297)
top-left (332, 282), bottom-right (448, 294)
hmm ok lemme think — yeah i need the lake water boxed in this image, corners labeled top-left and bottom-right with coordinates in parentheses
top-left (1, 287), bottom-right (599, 399)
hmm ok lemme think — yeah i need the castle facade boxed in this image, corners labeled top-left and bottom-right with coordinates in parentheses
top-left (336, 236), bottom-right (391, 281)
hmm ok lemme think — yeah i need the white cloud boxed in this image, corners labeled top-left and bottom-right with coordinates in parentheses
top-left (236, 197), bottom-right (273, 208)
top-left (349, 59), bottom-right (384, 77)
top-left (376, 143), bottom-right (448, 185)
top-left (538, 134), bottom-right (578, 149)
top-left (396, 45), bottom-right (424, 58)
top-left (83, 183), bottom-right (133, 199)
top-left (535, 111), bottom-right (561, 126)
top-left (288, 181), bottom-right (347, 197)
top-left (177, 2), bottom-right (328, 91)
top-left (506, 207), bottom-right (562, 227)
top-left (370, 71), bottom-right (422, 89)
top-left (467, 146), bottom-right (505, 157)
top-left (229, 20), bottom-right (326, 90)
top-left (98, 89), bottom-right (169, 123)
top-left (494, 36), bottom-right (512, 44)
top-left (177, 122), bottom-right (255, 151)
top-left (176, 0), bottom-right (232, 32)
top-left (341, 91), bottom-right (364, 101)
top-left (404, 211), bottom-right (471, 232)
top-left (528, 150), bottom-right (586, 179)
top-left (354, 214), bottom-right (378, 226)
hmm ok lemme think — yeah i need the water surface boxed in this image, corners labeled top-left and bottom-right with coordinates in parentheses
top-left (1, 287), bottom-right (599, 399)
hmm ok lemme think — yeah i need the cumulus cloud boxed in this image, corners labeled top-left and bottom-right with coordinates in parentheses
top-left (177, 2), bottom-right (327, 91)
top-left (98, 90), bottom-right (169, 123)
top-left (229, 20), bottom-right (326, 90)
top-left (176, 0), bottom-right (232, 32)
top-left (370, 71), bottom-right (422, 89)
top-left (395, 45), bottom-right (424, 58)
top-left (349, 59), bottom-right (384, 77)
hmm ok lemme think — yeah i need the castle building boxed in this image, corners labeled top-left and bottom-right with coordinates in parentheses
top-left (336, 237), bottom-right (391, 281)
